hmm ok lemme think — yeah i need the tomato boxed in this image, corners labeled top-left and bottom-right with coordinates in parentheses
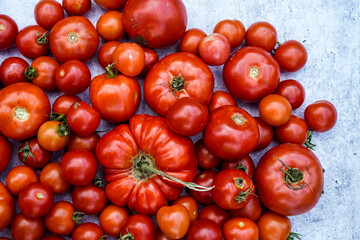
top-left (72, 222), bottom-right (105, 240)
top-left (254, 117), bottom-right (274, 151)
top-left (229, 195), bottom-right (262, 222)
top-left (18, 182), bottom-right (54, 218)
top-left (96, 114), bottom-right (198, 215)
top-left (49, 16), bottom-right (99, 63)
top-left (66, 101), bottom-right (101, 136)
top-left (96, 10), bottom-right (124, 41)
top-left (63, 0), bottom-right (91, 16)
top-left (67, 132), bottom-right (100, 153)
top-left (304, 100), bottom-right (337, 132)
top-left (34, 0), bottom-right (64, 30)
top-left (195, 139), bottom-right (221, 170)
top-left (257, 211), bottom-right (292, 240)
top-left (179, 28), bottom-right (206, 56)
top-left (189, 170), bottom-right (217, 205)
top-left (123, 0), bottom-right (187, 49)
top-left (72, 182), bottom-right (107, 215)
top-left (223, 217), bottom-right (259, 240)
top-left (156, 204), bottom-right (190, 239)
top-left (220, 155), bottom-right (255, 179)
top-left (18, 137), bottom-right (52, 169)
top-left (0, 82), bottom-right (50, 141)
top-left (166, 97), bottom-right (209, 136)
top-left (44, 201), bottom-right (77, 235)
top-left (99, 205), bottom-right (130, 237)
top-left (37, 120), bottom-right (70, 151)
top-left (0, 57), bottom-right (29, 86)
top-left (0, 14), bottom-right (18, 50)
top-left (140, 47), bottom-right (159, 77)
top-left (274, 40), bottom-right (307, 72)
top-left (208, 90), bottom-right (237, 112)
top-left (275, 79), bottom-right (305, 109)
top-left (259, 94), bottom-right (292, 126)
top-left (5, 165), bottom-right (39, 196)
top-left (42, 236), bottom-right (64, 240)
top-left (187, 219), bottom-right (223, 240)
top-left (120, 214), bottom-right (156, 240)
top-left (204, 106), bottom-right (259, 161)
top-left (199, 33), bottom-right (231, 66)
top-left (156, 229), bottom-right (185, 240)
top-left (245, 21), bottom-right (277, 52)
top-left (24, 56), bottom-right (59, 90)
top-left (52, 94), bottom-right (81, 115)
top-left (94, 0), bottom-right (127, 10)
top-left (223, 46), bottom-right (280, 102)
top-left (255, 143), bottom-right (324, 215)
top-left (16, 25), bottom-right (49, 59)
top-left (61, 150), bottom-right (98, 186)
top-left (213, 19), bottom-right (245, 48)
top-left (0, 134), bottom-right (12, 173)
top-left (144, 52), bottom-right (214, 116)
top-left (55, 60), bottom-right (91, 95)
top-left (198, 204), bottom-right (230, 227)
top-left (97, 41), bottom-right (121, 69)
top-left (90, 71), bottom-right (141, 123)
top-left (112, 42), bottom-right (145, 77)
top-left (40, 162), bottom-right (70, 194)
top-left (171, 196), bottom-right (199, 223)
top-left (275, 115), bottom-right (308, 144)
top-left (10, 213), bottom-right (45, 240)
top-left (0, 182), bottom-right (15, 232)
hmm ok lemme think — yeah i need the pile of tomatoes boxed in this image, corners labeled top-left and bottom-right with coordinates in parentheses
top-left (0, 0), bottom-right (338, 239)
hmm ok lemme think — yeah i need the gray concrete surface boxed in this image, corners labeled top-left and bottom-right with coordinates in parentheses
top-left (0, 0), bottom-right (359, 239)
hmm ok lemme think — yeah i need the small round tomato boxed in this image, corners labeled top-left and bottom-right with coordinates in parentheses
top-left (0, 57), bottom-right (29, 86)
top-left (34, 0), bottom-right (64, 30)
top-left (140, 47), bottom-right (159, 77)
top-left (257, 212), bottom-right (292, 240)
top-left (189, 170), bottom-right (217, 205)
top-left (275, 115), bottom-right (308, 144)
top-left (37, 120), bottom-right (70, 151)
top-left (63, 0), bottom-right (91, 16)
top-left (198, 204), bottom-right (230, 227)
top-left (213, 19), bottom-right (245, 48)
top-left (199, 33), bottom-right (231, 66)
top-left (229, 195), bottom-right (262, 222)
top-left (254, 117), bottom-right (274, 151)
top-left (275, 79), bottom-right (305, 109)
top-left (245, 21), bottom-right (277, 52)
top-left (44, 201), bottom-right (77, 235)
top-left (195, 139), bottom-right (221, 169)
top-left (0, 134), bottom-right (12, 174)
top-left (6, 165), bottom-right (39, 196)
top-left (40, 162), bottom-right (70, 194)
top-left (223, 217), bottom-right (259, 240)
top-left (166, 97), bottom-right (209, 136)
top-left (99, 205), bottom-right (130, 237)
top-left (274, 40), bottom-right (307, 72)
top-left (72, 223), bottom-right (105, 240)
top-left (16, 25), bottom-right (49, 59)
top-left (208, 91), bottom-right (237, 112)
top-left (179, 28), bottom-right (207, 55)
top-left (220, 155), bottom-right (255, 179)
top-left (18, 137), bottom-right (52, 169)
top-left (67, 132), bottom-right (100, 153)
top-left (94, 0), bottom-right (127, 10)
top-left (55, 60), bottom-right (91, 95)
top-left (52, 94), bottom-right (81, 115)
top-left (0, 182), bottom-right (15, 232)
top-left (304, 100), bottom-right (337, 132)
top-left (187, 219), bottom-right (223, 240)
top-left (72, 182), bottom-right (107, 215)
top-left (25, 56), bottom-right (59, 90)
top-left (171, 196), bottom-right (199, 223)
top-left (10, 213), bottom-right (45, 240)
top-left (259, 94), bottom-right (292, 126)
top-left (96, 10), bottom-right (124, 41)
top-left (0, 14), bottom-right (18, 50)
top-left (157, 204), bottom-right (190, 239)
top-left (112, 42), bottom-right (145, 77)
top-left (156, 229), bottom-right (185, 240)
top-left (120, 214), bottom-right (156, 240)
top-left (97, 41), bottom-right (121, 69)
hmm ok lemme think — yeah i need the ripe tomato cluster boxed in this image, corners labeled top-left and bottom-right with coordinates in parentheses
top-left (0, 0), bottom-right (338, 240)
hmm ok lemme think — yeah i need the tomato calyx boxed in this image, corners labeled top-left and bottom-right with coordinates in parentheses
top-left (235, 162), bottom-right (248, 175)
top-left (119, 230), bottom-right (135, 240)
top-left (50, 113), bottom-right (71, 137)
top-left (24, 66), bottom-right (38, 80)
top-left (18, 140), bottom-right (36, 164)
top-left (157, 73), bottom-right (187, 98)
top-left (94, 177), bottom-right (106, 188)
top-left (304, 130), bottom-right (317, 150)
top-left (287, 232), bottom-right (302, 240)
top-left (72, 211), bottom-right (85, 224)
top-left (36, 30), bottom-right (49, 45)
top-left (248, 66), bottom-right (260, 80)
top-left (234, 179), bottom-right (255, 204)
top-left (105, 64), bottom-right (119, 78)
top-left (232, 114), bottom-right (246, 125)
top-left (14, 107), bottom-right (30, 121)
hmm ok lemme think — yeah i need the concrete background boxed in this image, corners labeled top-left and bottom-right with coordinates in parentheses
top-left (1, 0), bottom-right (359, 239)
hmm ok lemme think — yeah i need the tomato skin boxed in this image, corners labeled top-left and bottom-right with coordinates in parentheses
top-left (99, 205), bottom-right (130, 237)
top-left (72, 183), bottom-right (107, 215)
top-left (52, 94), bottom-right (81, 115)
top-left (96, 11), bottom-right (124, 41)
top-left (34, 0), bottom-right (64, 30)
top-left (198, 204), bottom-right (230, 227)
top-left (0, 82), bottom-right (50, 141)
top-left (275, 79), bottom-right (305, 109)
top-left (254, 117), bottom-right (274, 151)
top-left (157, 204), bottom-right (190, 239)
top-left (0, 182), bottom-right (15, 232)
top-left (245, 21), bottom-right (277, 52)
top-left (208, 90), bottom-right (238, 112)
top-left (189, 170), bottom-right (217, 205)
top-left (18, 137), bottom-right (52, 169)
top-left (72, 222), bottom-right (104, 240)
top-left (63, 0), bottom-right (91, 16)
top-left (187, 219), bottom-right (223, 240)
top-left (16, 25), bottom-right (49, 59)
top-left (6, 165), bottom-right (39, 196)
top-left (229, 195), bottom-right (262, 222)
top-left (274, 40), bottom-right (307, 72)
top-left (40, 162), bottom-right (70, 194)
top-left (213, 19), bottom-right (245, 48)
top-left (156, 229), bottom-right (185, 240)
top-left (123, 0), bottom-right (187, 49)
top-left (0, 57), bottom-right (29, 86)
top-left (259, 94), bottom-right (292, 126)
top-left (37, 120), bottom-right (70, 151)
top-left (0, 14), bottom-right (18, 50)
top-left (67, 132), bottom-right (100, 153)
top-left (275, 115), bottom-right (308, 144)
top-left (140, 47), bottom-right (159, 77)
top-left (27, 56), bottom-right (60, 91)
top-left (120, 215), bottom-right (156, 240)
top-left (220, 155), bottom-right (255, 179)
top-left (304, 100), bottom-right (337, 132)
top-left (195, 139), bottom-right (221, 170)
top-left (44, 201), bottom-right (76, 235)
top-left (112, 42), bottom-right (145, 77)
top-left (255, 143), bottom-right (324, 216)
top-left (257, 212), bottom-right (291, 240)
top-left (223, 46), bottom-right (280, 102)
top-left (171, 196), bottom-right (199, 223)
top-left (49, 16), bottom-right (100, 63)
top-left (94, 0), bottom-right (127, 10)
top-left (0, 134), bottom-right (12, 173)
top-left (199, 33), bottom-right (231, 66)
top-left (10, 213), bottom-right (45, 240)
top-left (97, 41), bottom-right (121, 69)
top-left (179, 28), bottom-right (207, 56)
top-left (223, 217), bottom-right (259, 240)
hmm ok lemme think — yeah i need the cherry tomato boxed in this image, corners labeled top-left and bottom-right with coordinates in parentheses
top-left (18, 137), bottom-right (52, 169)
top-left (52, 94), bottom-right (81, 115)
top-left (34, 0), bottom-right (64, 30)
top-left (304, 100), bottom-right (337, 132)
top-left (99, 205), bottom-right (130, 237)
top-left (275, 115), bottom-right (308, 144)
top-left (37, 120), bottom-right (70, 151)
top-left (140, 47), bottom-right (159, 77)
top-left (257, 211), bottom-right (292, 240)
top-left (10, 213), bottom-right (45, 240)
top-left (72, 182), bottom-right (107, 215)
top-left (275, 79), bottom-right (305, 109)
top-left (72, 222), bottom-right (105, 240)
top-left (97, 41), bottom-right (121, 69)
top-left (44, 201), bottom-right (77, 235)
top-left (67, 132), bottom-right (100, 153)
top-left (195, 139), bottom-right (221, 170)
top-left (156, 229), bottom-right (185, 240)
top-left (198, 204), bottom-right (230, 227)
top-left (96, 10), bottom-right (124, 41)
top-left (0, 57), bottom-right (29, 86)
top-left (16, 25), bottom-right (49, 59)
top-left (179, 28), bottom-right (207, 55)
top-left (0, 14), bottom-right (18, 50)
top-left (189, 170), bottom-right (217, 205)
top-left (0, 182), bottom-right (15, 232)
top-left (94, 0), bottom-right (127, 10)
top-left (208, 90), bottom-right (238, 112)
top-left (254, 117), bottom-right (274, 151)
top-left (120, 214), bottom-right (156, 240)
top-left (63, 0), bottom-right (91, 16)
top-left (25, 56), bottom-right (59, 90)
top-left (229, 195), bottom-right (262, 222)
top-left (223, 217), bottom-right (259, 240)
top-left (187, 219), bottom-right (223, 240)
top-left (199, 33), bottom-right (231, 66)
top-left (259, 94), bottom-right (292, 126)
top-left (0, 134), bottom-right (12, 174)
top-left (112, 42), bottom-right (145, 77)
top-left (40, 162), bottom-right (70, 194)
top-left (220, 155), bottom-right (255, 179)
top-left (171, 196), bottom-right (199, 223)
top-left (274, 40), bottom-right (307, 72)
top-left (156, 204), bottom-right (190, 239)
top-left (5, 165), bottom-right (39, 196)
top-left (245, 21), bottom-right (277, 52)
top-left (213, 19), bottom-right (245, 48)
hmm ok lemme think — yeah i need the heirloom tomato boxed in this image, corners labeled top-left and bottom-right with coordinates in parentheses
top-left (18, 137), bottom-right (52, 169)
top-left (257, 211), bottom-right (292, 240)
top-left (16, 25), bottom-right (49, 59)
top-left (0, 134), bottom-right (12, 173)
top-left (304, 100), bottom-right (337, 132)
top-left (34, 0), bottom-right (64, 30)
top-left (0, 57), bottom-right (29, 86)
top-left (187, 219), bottom-right (223, 240)
top-left (10, 213), bottom-right (45, 240)
top-left (156, 204), bottom-right (190, 239)
top-left (179, 28), bottom-right (207, 56)
top-left (0, 182), bottom-right (15, 232)
top-left (0, 14), bottom-right (18, 50)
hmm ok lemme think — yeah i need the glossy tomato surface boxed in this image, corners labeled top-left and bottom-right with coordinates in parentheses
top-left (112, 42), bottom-right (145, 77)
top-left (220, 155), bottom-right (255, 179)
top-left (72, 222), bottom-right (104, 240)
top-left (187, 219), bottom-right (223, 240)
top-left (229, 195), bottom-right (262, 222)
top-left (179, 28), bottom-right (207, 55)
top-left (120, 214), bottom-right (156, 240)
top-left (274, 40), bottom-right (308, 72)
top-left (257, 211), bottom-right (291, 240)
top-left (26, 56), bottom-right (59, 91)
top-left (37, 120), bottom-right (70, 151)
top-left (0, 14), bottom-right (18, 50)
top-left (199, 33), bottom-right (231, 66)
top-left (208, 90), bottom-right (238, 112)
top-left (0, 134), bottom-right (12, 173)
top-left (189, 170), bottom-right (217, 205)
top-left (97, 41), bottom-right (121, 69)
top-left (99, 205), bottom-right (130, 237)
top-left (213, 19), bottom-right (245, 48)
top-left (223, 217), bottom-right (259, 240)
top-left (156, 204), bottom-right (190, 239)
top-left (52, 94), bottom-right (81, 115)
top-left (72, 183), bottom-right (107, 215)
top-left (34, 0), bottom-right (64, 30)
top-left (40, 162), bottom-right (70, 194)
top-left (10, 213), bottom-right (45, 240)
top-left (0, 57), bottom-right (29, 86)
top-left (96, 10), bottom-right (124, 41)
top-left (199, 204), bottom-right (230, 227)
top-left (44, 201), bottom-right (76, 235)
top-left (195, 139), bottom-right (221, 169)
top-left (5, 165), bottom-right (39, 196)
top-left (0, 182), bottom-right (15, 232)
top-left (94, 0), bottom-right (127, 10)
top-left (275, 79), bottom-right (305, 109)
top-left (63, 0), bottom-right (91, 16)
top-left (18, 137), bottom-right (52, 168)
top-left (245, 21), bottom-right (277, 52)
top-left (171, 196), bottom-right (199, 223)
top-left (275, 115), bottom-right (308, 144)
top-left (254, 117), bottom-right (274, 151)
top-left (16, 25), bottom-right (49, 59)
top-left (258, 94), bottom-right (292, 126)
top-left (304, 100), bottom-right (337, 132)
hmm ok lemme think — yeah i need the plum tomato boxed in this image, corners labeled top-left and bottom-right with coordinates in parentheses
top-left (0, 57), bottom-right (29, 86)
top-left (5, 165), bottom-right (39, 196)
top-left (63, 0), bottom-right (91, 16)
top-left (40, 162), bottom-right (70, 194)
top-left (179, 28), bottom-right (207, 55)
top-left (18, 137), bottom-right (52, 169)
top-left (259, 94), bottom-right (292, 126)
top-left (96, 10), bottom-right (124, 41)
top-left (304, 100), bottom-right (337, 132)
top-left (34, 0), bottom-right (64, 30)
top-left (0, 14), bottom-right (18, 50)
top-left (112, 42), bottom-right (145, 77)
top-left (208, 90), bottom-right (238, 112)
top-left (16, 25), bottom-right (49, 59)
top-left (0, 134), bottom-right (12, 174)
top-left (220, 155), bottom-right (255, 179)
top-left (274, 40), bottom-right (308, 72)
top-left (97, 41), bottom-right (121, 69)
top-left (257, 211), bottom-right (292, 240)
top-left (254, 117), bottom-right (274, 151)
top-left (187, 219), bottom-right (223, 240)
top-left (213, 19), bottom-right (245, 48)
top-left (195, 139), bottom-right (221, 169)
top-left (275, 79), bottom-right (305, 109)
top-left (223, 217), bottom-right (259, 240)
top-left (199, 33), bottom-right (231, 66)
top-left (52, 94), bottom-right (81, 115)
top-left (245, 21), bottom-right (277, 52)
top-left (275, 115), bottom-right (308, 144)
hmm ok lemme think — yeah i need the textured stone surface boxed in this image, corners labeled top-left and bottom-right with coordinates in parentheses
top-left (0, 0), bottom-right (359, 239)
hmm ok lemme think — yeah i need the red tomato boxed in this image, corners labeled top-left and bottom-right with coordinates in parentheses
top-left (5, 165), bottom-right (39, 196)
top-left (0, 57), bottom-right (29, 86)
top-left (304, 100), bottom-right (337, 132)
top-left (255, 143), bottom-right (324, 215)
top-left (52, 94), bottom-right (81, 115)
top-left (188, 219), bottom-right (223, 240)
top-left (0, 14), bottom-right (18, 50)
top-left (49, 16), bottom-right (99, 63)
top-left (204, 106), bottom-right (259, 161)
top-left (156, 229), bottom-right (185, 240)
top-left (18, 137), bottom-right (52, 169)
top-left (123, 0), bottom-right (187, 49)
top-left (37, 120), bottom-right (70, 151)
top-left (99, 205), bottom-right (130, 237)
top-left (229, 195), bottom-right (262, 222)
top-left (144, 52), bottom-right (214, 116)
top-left (34, 0), bottom-right (64, 30)
top-left (61, 150), bottom-right (98, 186)
top-left (223, 46), bottom-right (280, 102)
top-left (220, 155), bottom-right (255, 179)
top-left (171, 196), bottom-right (199, 223)
top-left (16, 25), bottom-right (49, 59)
top-left (275, 79), bottom-right (305, 109)
top-left (189, 170), bottom-right (217, 205)
top-left (259, 94), bottom-right (292, 126)
top-left (55, 60), bottom-right (91, 95)
top-left (198, 204), bottom-right (230, 227)
top-left (44, 201), bottom-right (77, 235)
top-left (0, 182), bottom-right (15, 232)
top-left (96, 10), bottom-right (124, 41)
top-left (179, 28), bottom-right (207, 55)
top-left (0, 134), bottom-right (12, 173)
top-left (208, 90), bottom-right (238, 112)
top-left (140, 47), bottom-right (159, 77)
top-left (195, 139), bottom-right (221, 169)
top-left (40, 162), bottom-right (70, 194)
top-left (94, 0), bottom-right (127, 10)
top-left (245, 21), bottom-right (277, 52)
top-left (257, 211), bottom-right (292, 240)
top-left (0, 82), bottom-right (50, 141)
top-left (67, 132), bottom-right (100, 153)
top-left (199, 33), bottom-right (231, 66)
top-left (274, 40), bottom-right (307, 72)
top-left (120, 214), bottom-right (156, 240)
top-left (112, 42), bottom-right (145, 76)
top-left (72, 222), bottom-right (105, 240)
top-left (275, 115), bottom-right (308, 144)
top-left (25, 56), bottom-right (59, 90)
top-left (97, 41), bottom-right (121, 69)
top-left (213, 19), bottom-right (245, 48)
top-left (156, 204), bottom-right (190, 239)
top-left (96, 114), bottom-right (198, 215)
top-left (63, 0), bottom-right (91, 16)
top-left (254, 117), bottom-right (274, 151)
top-left (223, 217), bottom-right (259, 240)
top-left (72, 183), bottom-right (107, 215)
top-left (10, 213), bottom-right (45, 240)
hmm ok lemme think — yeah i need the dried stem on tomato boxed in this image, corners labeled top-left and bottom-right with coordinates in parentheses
top-left (50, 113), bottom-right (70, 137)
top-left (72, 211), bottom-right (85, 224)
top-left (18, 141), bottom-right (36, 164)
